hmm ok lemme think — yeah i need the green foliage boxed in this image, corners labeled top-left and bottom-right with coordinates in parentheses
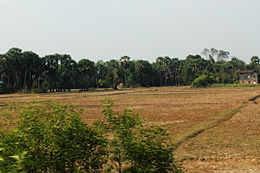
top-left (0, 47), bottom-right (258, 91)
top-left (192, 75), bottom-right (211, 87)
top-left (0, 102), bottom-right (107, 172)
top-left (182, 66), bottom-right (194, 85)
top-left (95, 99), bottom-right (183, 173)
top-left (98, 79), bottom-right (107, 87)
top-left (0, 83), bottom-right (9, 94)
top-left (0, 143), bottom-right (27, 173)
top-left (209, 83), bottom-right (260, 88)
top-left (225, 84), bottom-right (260, 87)
top-left (135, 60), bottom-right (154, 87)
top-left (209, 83), bottom-right (226, 88)
top-left (220, 84), bottom-right (260, 87)
top-left (0, 100), bottom-right (183, 172)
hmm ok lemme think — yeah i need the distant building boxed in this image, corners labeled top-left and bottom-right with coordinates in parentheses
top-left (239, 70), bottom-right (258, 84)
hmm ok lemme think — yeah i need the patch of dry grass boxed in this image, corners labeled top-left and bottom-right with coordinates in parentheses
top-left (1, 86), bottom-right (260, 172)
top-left (175, 98), bottom-right (260, 172)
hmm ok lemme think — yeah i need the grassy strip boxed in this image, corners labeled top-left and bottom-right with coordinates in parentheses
top-left (0, 89), bottom-right (159, 106)
top-left (210, 83), bottom-right (260, 88)
top-left (172, 105), bottom-right (244, 147)
top-left (225, 84), bottom-right (260, 87)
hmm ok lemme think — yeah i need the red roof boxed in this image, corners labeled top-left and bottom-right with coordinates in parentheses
top-left (239, 70), bottom-right (254, 74)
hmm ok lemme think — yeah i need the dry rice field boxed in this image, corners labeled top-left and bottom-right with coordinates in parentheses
top-left (1, 86), bottom-right (260, 172)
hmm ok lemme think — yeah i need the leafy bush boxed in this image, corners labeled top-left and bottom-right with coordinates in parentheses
top-left (192, 75), bottom-right (211, 87)
top-left (0, 102), bottom-right (107, 172)
top-left (95, 99), bottom-right (183, 172)
top-left (0, 143), bottom-right (28, 172)
top-left (0, 100), bottom-right (183, 172)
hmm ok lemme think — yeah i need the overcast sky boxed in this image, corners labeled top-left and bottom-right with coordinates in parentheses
top-left (0, 0), bottom-right (259, 63)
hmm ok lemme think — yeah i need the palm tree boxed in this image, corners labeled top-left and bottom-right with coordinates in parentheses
top-left (135, 60), bottom-right (153, 87)
top-left (156, 57), bottom-right (164, 86)
top-left (22, 51), bottom-right (40, 90)
top-left (171, 58), bottom-right (179, 86)
top-left (78, 59), bottom-right (95, 91)
top-left (95, 60), bottom-right (106, 88)
top-left (43, 55), bottom-right (59, 92)
top-left (120, 56), bottom-right (130, 87)
top-left (0, 54), bottom-right (11, 89)
top-left (162, 57), bottom-right (172, 86)
top-left (5, 48), bottom-right (23, 91)
top-left (60, 54), bottom-right (73, 91)
top-left (105, 60), bottom-right (121, 89)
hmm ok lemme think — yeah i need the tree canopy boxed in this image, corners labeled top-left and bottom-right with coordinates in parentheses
top-left (0, 47), bottom-right (257, 93)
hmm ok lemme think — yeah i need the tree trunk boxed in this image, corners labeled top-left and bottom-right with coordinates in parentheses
top-left (124, 70), bottom-right (127, 87)
top-left (23, 70), bottom-right (27, 90)
top-left (178, 72), bottom-right (181, 86)
top-left (160, 71), bottom-right (162, 87)
top-left (96, 72), bottom-right (99, 88)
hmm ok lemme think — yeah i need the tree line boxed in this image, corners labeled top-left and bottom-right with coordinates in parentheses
top-left (0, 47), bottom-right (259, 93)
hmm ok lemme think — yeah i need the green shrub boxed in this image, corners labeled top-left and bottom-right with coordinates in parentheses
top-left (192, 75), bottom-right (211, 87)
top-left (0, 102), bottom-right (107, 172)
top-left (95, 99), bottom-right (183, 173)
top-left (0, 143), bottom-right (28, 173)
top-left (0, 100), bottom-right (183, 172)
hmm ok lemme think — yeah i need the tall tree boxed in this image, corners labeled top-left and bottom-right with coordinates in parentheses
top-left (156, 57), bottom-right (164, 86)
top-left (78, 59), bottom-right (95, 91)
top-left (105, 60), bottom-right (123, 89)
top-left (135, 60), bottom-right (153, 87)
top-left (163, 57), bottom-right (172, 86)
top-left (60, 54), bottom-right (74, 91)
top-left (171, 58), bottom-right (179, 86)
top-left (201, 48), bottom-right (218, 65)
top-left (249, 56), bottom-right (260, 74)
top-left (22, 51), bottom-right (41, 90)
top-left (120, 56), bottom-right (130, 87)
top-left (5, 48), bottom-right (23, 91)
top-left (43, 54), bottom-right (59, 92)
top-left (217, 50), bottom-right (230, 61)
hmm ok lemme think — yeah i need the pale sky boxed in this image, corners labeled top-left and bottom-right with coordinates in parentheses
top-left (0, 0), bottom-right (259, 63)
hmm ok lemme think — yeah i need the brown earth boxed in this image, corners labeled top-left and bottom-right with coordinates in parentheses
top-left (0, 86), bottom-right (259, 172)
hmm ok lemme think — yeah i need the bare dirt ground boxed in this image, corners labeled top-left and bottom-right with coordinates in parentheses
top-left (176, 95), bottom-right (260, 172)
top-left (0, 86), bottom-right (260, 172)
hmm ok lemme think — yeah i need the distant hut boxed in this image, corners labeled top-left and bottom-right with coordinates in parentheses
top-left (239, 70), bottom-right (258, 84)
